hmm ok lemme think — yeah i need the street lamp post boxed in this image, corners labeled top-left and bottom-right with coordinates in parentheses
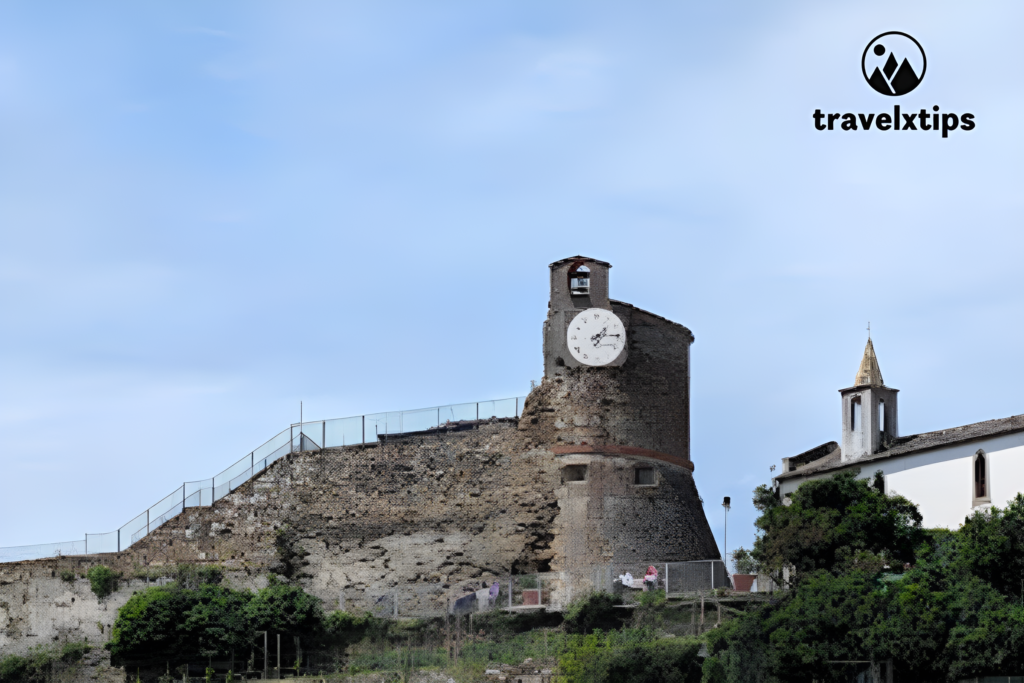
top-left (722, 496), bottom-right (731, 570)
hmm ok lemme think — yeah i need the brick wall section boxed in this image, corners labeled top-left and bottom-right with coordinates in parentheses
top-left (540, 301), bottom-right (694, 462)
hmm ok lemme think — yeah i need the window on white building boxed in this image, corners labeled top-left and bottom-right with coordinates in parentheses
top-left (973, 450), bottom-right (991, 506)
top-left (878, 400), bottom-right (885, 433)
top-left (851, 397), bottom-right (861, 431)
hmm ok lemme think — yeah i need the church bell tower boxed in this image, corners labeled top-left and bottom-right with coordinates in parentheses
top-left (840, 338), bottom-right (899, 463)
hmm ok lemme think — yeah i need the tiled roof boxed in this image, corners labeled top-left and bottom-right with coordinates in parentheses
top-left (776, 413), bottom-right (1024, 481)
top-left (549, 255), bottom-right (612, 267)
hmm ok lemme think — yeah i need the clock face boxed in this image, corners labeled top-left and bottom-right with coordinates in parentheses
top-left (566, 308), bottom-right (627, 366)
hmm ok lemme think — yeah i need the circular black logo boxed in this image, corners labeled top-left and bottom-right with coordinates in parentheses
top-left (862, 32), bottom-right (926, 96)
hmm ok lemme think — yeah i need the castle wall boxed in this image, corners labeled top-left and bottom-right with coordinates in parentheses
top-left (2, 414), bottom-right (717, 654)
top-left (1, 256), bottom-right (720, 659)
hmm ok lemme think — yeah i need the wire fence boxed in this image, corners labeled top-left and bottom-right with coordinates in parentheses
top-left (0, 396), bottom-right (527, 564)
top-left (337, 560), bottom-right (732, 620)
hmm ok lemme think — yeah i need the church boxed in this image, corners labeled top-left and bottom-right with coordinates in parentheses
top-left (774, 340), bottom-right (1024, 528)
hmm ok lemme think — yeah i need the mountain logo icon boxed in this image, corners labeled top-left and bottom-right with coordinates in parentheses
top-left (862, 32), bottom-right (926, 96)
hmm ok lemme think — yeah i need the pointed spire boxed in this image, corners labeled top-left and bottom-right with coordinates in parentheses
top-left (854, 338), bottom-right (884, 386)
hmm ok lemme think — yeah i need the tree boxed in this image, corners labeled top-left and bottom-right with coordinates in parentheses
top-left (704, 477), bottom-right (1024, 683)
top-left (752, 470), bottom-right (924, 582)
top-left (244, 575), bottom-right (325, 637)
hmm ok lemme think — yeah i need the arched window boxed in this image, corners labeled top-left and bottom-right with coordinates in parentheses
top-left (851, 397), bottom-right (862, 430)
top-left (973, 450), bottom-right (990, 505)
top-left (569, 265), bottom-right (590, 296)
top-left (878, 400), bottom-right (885, 433)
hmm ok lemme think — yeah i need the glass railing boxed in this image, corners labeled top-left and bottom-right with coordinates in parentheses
top-left (0, 395), bottom-right (527, 564)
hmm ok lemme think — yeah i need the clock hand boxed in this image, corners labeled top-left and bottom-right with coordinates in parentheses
top-left (590, 327), bottom-right (608, 347)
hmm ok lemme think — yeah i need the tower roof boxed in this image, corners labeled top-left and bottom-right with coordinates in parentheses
top-left (854, 338), bottom-right (884, 387)
top-left (549, 255), bottom-right (611, 268)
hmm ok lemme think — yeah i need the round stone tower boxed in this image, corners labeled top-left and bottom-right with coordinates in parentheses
top-left (520, 255), bottom-right (718, 576)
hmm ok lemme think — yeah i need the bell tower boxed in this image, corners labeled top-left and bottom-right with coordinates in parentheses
top-left (840, 338), bottom-right (899, 462)
top-left (543, 256), bottom-right (622, 376)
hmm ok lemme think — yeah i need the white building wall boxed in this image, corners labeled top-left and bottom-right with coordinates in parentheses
top-left (778, 431), bottom-right (1024, 529)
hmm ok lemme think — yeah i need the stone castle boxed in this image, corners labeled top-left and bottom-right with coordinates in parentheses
top-left (0, 256), bottom-right (719, 654)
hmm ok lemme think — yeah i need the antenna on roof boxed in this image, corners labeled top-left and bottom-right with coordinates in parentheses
top-left (867, 321), bottom-right (871, 340)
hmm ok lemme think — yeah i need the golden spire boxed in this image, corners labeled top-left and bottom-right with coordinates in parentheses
top-left (854, 338), bottom-right (884, 387)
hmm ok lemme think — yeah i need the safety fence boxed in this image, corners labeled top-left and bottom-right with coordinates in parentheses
top-left (0, 396), bottom-right (527, 564)
top-left (338, 560), bottom-right (732, 619)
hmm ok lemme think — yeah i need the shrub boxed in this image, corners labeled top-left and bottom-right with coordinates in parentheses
top-left (560, 631), bottom-right (703, 683)
top-left (636, 588), bottom-right (666, 609)
top-left (174, 563), bottom-right (223, 589)
top-left (0, 642), bottom-right (91, 682)
top-left (59, 568), bottom-right (76, 583)
top-left (87, 565), bottom-right (118, 600)
top-left (562, 592), bottom-right (623, 634)
top-left (730, 547), bottom-right (757, 576)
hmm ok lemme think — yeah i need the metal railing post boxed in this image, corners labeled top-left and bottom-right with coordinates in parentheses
top-left (117, 529), bottom-right (120, 553)
top-left (290, 425), bottom-right (294, 453)
top-left (84, 535), bottom-right (87, 555)
top-left (362, 415), bottom-right (365, 445)
top-left (476, 402), bottom-right (479, 429)
top-left (516, 397), bottom-right (518, 417)
top-left (147, 510), bottom-right (150, 536)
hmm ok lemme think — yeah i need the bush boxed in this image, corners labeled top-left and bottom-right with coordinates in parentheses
top-left (87, 565), bottom-right (118, 600)
top-left (562, 592), bottom-right (623, 634)
top-left (0, 642), bottom-right (91, 682)
top-left (560, 631), bottom-right (703, 683)
top-left (107, 573), bottom-right (329, 667)
top-left (173, 564), bottom-right (223, 589)
top-left (730, 547), bottom-right (757, 576)
top-left (59, 568), bottom-right (76, 583)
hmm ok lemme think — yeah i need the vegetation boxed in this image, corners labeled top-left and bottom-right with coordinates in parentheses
top-left (86, 565), bottom-right (118, 600)
top-left (560, 632), bottom-right (704, 683)
top-left (704, 471), bottom-right (1024, 682)
top-left (0, 642), bottom-right (91, 682)
top-left (107, 573), bottom-right (326, 667)
top-left (730, 546), bottom-right (757, 575)
top-left (561, 591), bottom-right (624, 634)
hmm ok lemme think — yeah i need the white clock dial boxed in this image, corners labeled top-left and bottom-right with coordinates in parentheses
top-left (566, 308), bottom-right (626, 366)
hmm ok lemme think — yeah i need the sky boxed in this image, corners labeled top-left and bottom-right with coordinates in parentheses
top-left (2, 1), bottom-right (1024, 564)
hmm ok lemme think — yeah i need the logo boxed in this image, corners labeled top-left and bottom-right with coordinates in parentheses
top-left (862, 32), bottom-right (926, 96)
top-left (811, 31), bottom-right (975, 138)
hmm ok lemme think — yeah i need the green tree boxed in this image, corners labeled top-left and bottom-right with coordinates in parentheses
top-left (752, 470), bottom-right (924, 582)
top-left (244, 575), bottom-right (325, 637)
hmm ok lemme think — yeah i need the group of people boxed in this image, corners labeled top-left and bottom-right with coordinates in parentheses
top-left (617, 565), bottom-right (660, 591)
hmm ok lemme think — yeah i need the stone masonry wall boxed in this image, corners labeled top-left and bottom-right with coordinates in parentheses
top-left (1, 411), bottom-right (717, 655)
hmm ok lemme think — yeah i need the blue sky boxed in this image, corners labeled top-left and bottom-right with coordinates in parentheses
top-left (2, 1), bottom-right (1024, 563)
